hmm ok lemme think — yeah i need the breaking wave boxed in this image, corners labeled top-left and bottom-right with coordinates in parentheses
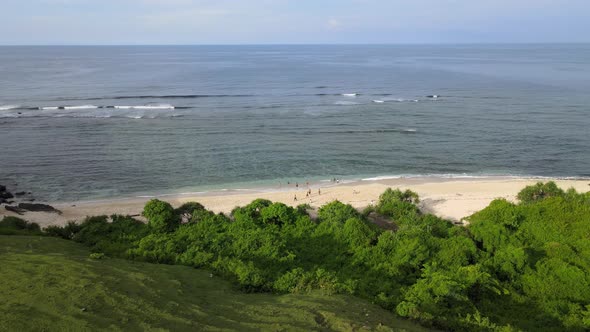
top-left (0, 105), bottom-right (19, 111)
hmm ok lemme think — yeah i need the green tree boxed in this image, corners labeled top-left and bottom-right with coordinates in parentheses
top-left (175, 201), bottom-right (205, 222)
top-left (317, 200), bottom-right (359, 224)
top-left (376, 188), bottom-right (421, 222)
top-left (142, 199), bottom-right (180, 232)
top-left (517, 181), bottom-right (564, 204)
top-left (260, 202), bottom-right (296, 226)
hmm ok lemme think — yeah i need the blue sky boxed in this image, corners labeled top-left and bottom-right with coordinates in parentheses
top-left (1, 0), bottom-right (588, 45)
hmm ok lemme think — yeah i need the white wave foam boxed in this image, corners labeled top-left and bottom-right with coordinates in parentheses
top-left (115, 104), bottom-right (175, 110)
top-left (139, 105), bottom-right (175, 109)
top-left (372, 100), bottom-right (385, 103)
top-left (334, 101), bottom-right (359, 106)
top-left (41, 106), bottom-right (59, 110)
top-left (403, 129), bottom-right (417, 132)
top-left (341, 93), bottom-right (358, 97)
top-left (64, 105), bottom-right (98, 110)
top-left (386, 98), bottom-right (419, 103)
top-left (0, 105), bottom-right (19, 111)
top-left (361, 173), bottom-right (518, 181)
top-left (361, 175), bottom-right (404, 181)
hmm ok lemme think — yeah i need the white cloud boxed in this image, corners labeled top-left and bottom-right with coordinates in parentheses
top-left (326, 18), bottom-right (342, 31)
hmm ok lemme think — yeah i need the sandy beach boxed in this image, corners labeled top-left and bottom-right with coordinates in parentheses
top-left (2, 177), bottom-right (589, 227)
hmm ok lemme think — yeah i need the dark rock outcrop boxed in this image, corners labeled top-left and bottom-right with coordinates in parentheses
top-left (5, 205), bottom-right (24, 215)
top-left (17, 203), bottom-right (62, 214)
top-left (0, 191), bottom-right (14, 199)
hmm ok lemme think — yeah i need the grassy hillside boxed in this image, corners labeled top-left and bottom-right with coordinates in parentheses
top-left (0, 236), bottom-right (430, 332)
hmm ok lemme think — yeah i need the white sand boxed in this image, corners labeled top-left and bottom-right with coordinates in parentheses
top-left (2, 177), bottom-right (589, 227)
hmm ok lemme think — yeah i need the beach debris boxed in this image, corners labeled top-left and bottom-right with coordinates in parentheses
top-left (17, 203), bottom-right (62, 214)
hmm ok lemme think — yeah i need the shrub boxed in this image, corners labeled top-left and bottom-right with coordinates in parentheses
top-left (517, 181), bottom-right (564, 204)
top-left (0, 216), bottom-right (41, 235)
top-left (317, 201), bottom-right (359, 224)
top-left (296, 203), bottom-right (311, 215)
top-left (175, 202), bottom-right (206, 222)
top-left (342, 217), bottom-right (378, 249)
top-left (376, 189), bottom-right (420, 222)
top-left (73, 215), bottom-right (148, 256)
top-left (44, 221), bottom-right (81, 239)
top-left (260, 203), bottom-right (296, 226)
top-left (143, 199), bottom-right (180, 232)
top-left (468, 199), bottom-right (521, 251)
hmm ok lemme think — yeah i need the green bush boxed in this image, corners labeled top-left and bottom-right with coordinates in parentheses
top-left (175, 201), bottom-right (206, 222)
top-left (517, 181), bottom-right (565, 204)
top-left (44, 221), bottom-right (81, 239)
top-left (143, 199), bottom-right (180, 232)
top-left (260, 202), bottom-right (296, 226)
top-left (0, 216), bottom-right (41, 235)
top-left (376, 188), bottom-right (421, 222)
top-left (317, 200), bottom-right (359, 224)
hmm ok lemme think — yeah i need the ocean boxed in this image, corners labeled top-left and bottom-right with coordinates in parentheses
top-left (1, 44), bottom-right (589, 202)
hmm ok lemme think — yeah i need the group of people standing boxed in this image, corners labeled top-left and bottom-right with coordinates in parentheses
top-left (293, 187), bottom-right (321, 202)
top-left (284, 177), bottom-right (341, 202)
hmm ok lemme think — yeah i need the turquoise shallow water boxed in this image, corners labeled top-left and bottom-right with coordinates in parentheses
top-left (1, 44), bottom-right (589, 201)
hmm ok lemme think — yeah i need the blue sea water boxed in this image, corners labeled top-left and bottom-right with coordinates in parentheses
top-left (1, 44), bottom-right (589, 201)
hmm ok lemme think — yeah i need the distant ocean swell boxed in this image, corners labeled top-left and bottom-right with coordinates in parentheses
top-left (0, 93), bottom-right (440, 117)
top-left (43, 92), bottom-right (442, 101)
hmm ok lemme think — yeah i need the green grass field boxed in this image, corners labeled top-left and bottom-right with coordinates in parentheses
top-left (0, 236), bottom-right (431, 331)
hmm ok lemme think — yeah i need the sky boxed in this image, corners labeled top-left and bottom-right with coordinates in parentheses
top-left (1, 0), bottom-right (589, 45)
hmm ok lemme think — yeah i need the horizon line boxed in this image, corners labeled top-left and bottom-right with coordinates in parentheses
top-left (1, 42), bottom-right (589, 47)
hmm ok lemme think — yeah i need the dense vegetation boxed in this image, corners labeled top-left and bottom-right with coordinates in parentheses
top-left (0, 236), bottom-right (428, 331)
top-left (2, 181), bottom-right (589, 331)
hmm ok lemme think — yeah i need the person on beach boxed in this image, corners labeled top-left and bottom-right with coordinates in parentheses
top-left (296, 182), bottom-right (299, 188)
top-left (294, 195), bottom-right (297, 201)
top-left (318, 188), bottom-right (321, 195)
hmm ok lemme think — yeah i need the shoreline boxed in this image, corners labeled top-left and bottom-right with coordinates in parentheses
top-left (2, 176), bottom-right (589, 227)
